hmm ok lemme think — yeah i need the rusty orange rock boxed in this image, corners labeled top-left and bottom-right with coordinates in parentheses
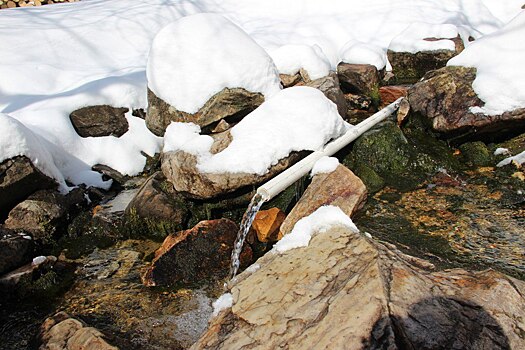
top-left (251, 208), bottom-right (286, 243)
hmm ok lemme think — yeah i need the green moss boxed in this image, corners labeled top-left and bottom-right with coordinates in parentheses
top-left (122, 207), bottom-right (184, 242)
top-left (353, 163), bottom-right (385, 193)
top-left (369, 86), bottom-right (381, 110)
top-left (459, 141), bottom-right (493, 167)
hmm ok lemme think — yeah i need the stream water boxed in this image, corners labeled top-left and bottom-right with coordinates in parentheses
top-left (229, 193), bottom-right (265, 280)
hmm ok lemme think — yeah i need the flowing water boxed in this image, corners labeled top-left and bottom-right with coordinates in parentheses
top-left (229, 193), bottom-right (265, 280)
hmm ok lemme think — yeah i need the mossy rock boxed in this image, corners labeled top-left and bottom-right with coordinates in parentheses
top-left (352, 163), bottom-right (385, 193)
top-left (459, 141), bottom-right (493, 167)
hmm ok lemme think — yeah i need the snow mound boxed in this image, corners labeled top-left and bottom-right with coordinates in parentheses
top-left (272, 205), bottom-right (358, 253)
top-left (339, 40), bottom-right (387, 70)
top-left (270, 44), bottom-right (331, 80)
top-left (310, 156), bottom-right (339, 176)
top-left (497, 150), bottom-right (525, 167)
top-left (388, 22), bottom-right (460, 54)
top-left (147, 13), bottom-right (281, 114)
top-left (164, 87), bottom-right (347, 175)
top-left (448, 11), bottom-right (525, 115)
top-left (212, 293), bottom-right (233, 316)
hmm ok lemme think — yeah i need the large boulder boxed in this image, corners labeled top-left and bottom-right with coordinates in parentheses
top-left (408, 66), bottom-right (525, 138)
top-left (69, 105), bottom-right (129, 138)
top-left (146, 87), bottom-right (264, 136)
top-left (279, 164), bottom-right (367, 236)
top-left (142, 218), bottom-right (251, 286)
top-left (305, 72), bottom-right (347, 117)
top-left (0, 228), bottom-right (33, 275)
top-left (0, 156), bottom-right (57, 217)
top-left (193, 226), bottom-right (525, 349)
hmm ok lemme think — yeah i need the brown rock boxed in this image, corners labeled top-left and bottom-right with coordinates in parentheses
top-left (379, 85), bottom-right (409, 107)
top-left (146, 87), bottom-right (264, 136)
top-left (251, 208), bottom-right (285, 243)
top-left (279, 164), bottom-right (367, 236)
top-left (0, 228), bottom-right (33, 275)
top-left (279, 73), bottom-right (301, 88)
top-left (408, 66), bottom-right (525, 138)
top-left (192, 225), bottom-right (525, 349)
top-left (396, 97), bottom-right (411, 125)
top-left (337, 63), bottom-right (380, 96)
top-left (0, 156), bottom-right (57, 216)
top-left (306, 72), bottom-right (347, 117)
top-left (142, 219), bottom-right (251, 286)
top-left (69, 105), bottom-right (129, 138)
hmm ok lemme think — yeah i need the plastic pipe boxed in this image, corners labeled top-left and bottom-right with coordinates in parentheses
top-left (256, 97), bottom-right (403, 201)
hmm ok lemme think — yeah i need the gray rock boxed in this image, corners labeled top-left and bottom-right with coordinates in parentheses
top-left (306, 72), bottom-right (347, 117)
top-left (69, 105), bottom-right (129, 137)
top-left (146, 87), bottom-right (264, 136)
top-left (0, 228), bottom-right (33, 275)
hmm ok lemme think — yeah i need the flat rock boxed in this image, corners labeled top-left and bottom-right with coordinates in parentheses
top-left (142, 218), bottom-right (251, 286)
top-left (0, 156), bottom-right (57, 217)
top-left (193, 226), bottom-right (525, 349)
top-left (408, 66), bottom-right (525, 138)
top-left (379, 85), bottom-right (408, 107)
top-left (387, 36), bottom-right (464, 84)
top-left (146, 87), bottom-right (264, 136)
top-left (305, 72), bottom-right (347, 117)
top-left (337, 63), bottom-right (380, 96)
top-left (279, 164), bottom-right (367, 236)
top-left (0, 228), bottom-right (33, 275)
top-left (69, 105), bottom-right (129, 138)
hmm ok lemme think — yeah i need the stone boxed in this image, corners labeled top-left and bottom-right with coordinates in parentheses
top-left (142, 219), bottom-right (251, 286)
top-left (69, 105), bottom-right (129, 138)
top-left (396, 97), bottom-right (411, 125)
top-left (305, 72), bottom-right (347, 117)
top-left (91, 164), bottom-right (129, 185)
top-left (146, 87), bottom-right (264, 136)
top-left (379, 85), bottom-right (409, 107)
top-left (192, 225), bottom-right (525, 349)
top-left (161, 130), bottom-right (303, 199)
top-left (250, 208), bottom-right (285, 243)
top-left (279, 73), bottom-right (301, 88)
top-left (4, 189), bottom-right (68, 242)
top-left (337, 63), bottom-right (380, 96)
top-left (279, 164), bottom-right (367, 236)
top-left (408, 66), bottom-right (525, 139)
top-left (39, 312), bottom-right (117, 350)
top-left (0, 228), bottom-right (33, 275)
top-left (0, 156), bottom-right (57, 217)
top-left (459, 141), bottom-right (493, 167)
top-left (388, 36), bottom-right (464, 84)
top-left (0, 255), bottom-right (57, 296)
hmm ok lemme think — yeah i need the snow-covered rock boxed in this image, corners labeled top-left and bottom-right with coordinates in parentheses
top-left (270, 44), bottom-right (331, 81)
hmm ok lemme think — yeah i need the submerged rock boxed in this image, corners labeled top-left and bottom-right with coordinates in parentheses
top-left (193, 226), bottom-right (525, 349)
top-left (142, 219), bottom-right (251, 286)
top-left (69, 105), bottom-right (129, 138)
top-left (146, 87), bottom-right (264, 136)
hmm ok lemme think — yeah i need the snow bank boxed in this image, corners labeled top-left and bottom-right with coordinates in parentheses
top-left (340, 40), bottom-right (387, 70)
top-left (270, 44), bottom-right (331, 80)
top-left (164, 87), bottom-right (347, 175)
top-left (310, 156), bottom-right (339, 177)
top-left (497, 150), bottom-right (525, 167)
top-left (272, 205), bottom-right (358, 253)
top-left (388, 23), bottom-right (460, 53)
top-left (147, 13), bottom-right (281, 114)
top-left (212, 293), bottom-right (233, 316)
top-left (448, 11), bottom-right (525, 115)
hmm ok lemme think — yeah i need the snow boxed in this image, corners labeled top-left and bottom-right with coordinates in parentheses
top-left (32, 256), bottom-right (47, 266)
top-left (212, 293), bottom-right (233, 316)
top-left (340, 40), bottom-right (387, 70)
top-left (310, 156), bottom-right (340, 177)
top-left (272, 205), bottom-right (359, 253)
top-left (164, 87), bottom-right (348, 175)
top-left (448, 11), bottom-right (525, 115)
top-left (497, 150), bottom-right (525, 167)
top-left (0, 0), bottom-right (523, 190)
top-left (494, 148), bottom-right (510, 156)
top-left (147, 14), bottom-right (281, 114)
top-left (388, 23), bottom-right (459, 54)
top-left (270, 44), bottom-right (331, 80)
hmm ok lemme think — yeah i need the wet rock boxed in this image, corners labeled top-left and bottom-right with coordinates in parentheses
top-left (0, 156), bottom-right (57, 217)
top-left (39, 312), bottom-right (117, 350)
top-left (91, 164), bottom-right (129, 185)
top-left (280, 164), bottom-right (367, 236)
top-left (305, 72), bottom-right (347, 116)
top-left (161, 130), bottom-right (303, 199)
top-left (387, 36), bottom-right (464, 84)
top-left (250, 208), bottom-right (285, 243)
top-left (408, 66), bottom-right (525, 139)
top-left (142, 219), bottom-right (251, 286)
top-left (0, 228), bottom-right (33, 275)
top-left (344, 92), bottom-right (372, 111)
top-left (146, 87), bottom-right (264, 136)
top-left (337, 63), bottom-right (381, 97)
top-left (379, 85), bottom-right (409, 107)
top-left (459, 141), bottom-right (493, 167)
top-left (193, 225), bottom-right (525, 349)
top-left (4, 190), bottom-right (68, 242)
top-left (69, 105), bottom-right (129, 138)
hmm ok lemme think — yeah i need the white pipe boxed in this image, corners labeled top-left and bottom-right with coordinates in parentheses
top-left (256, 98), bottom-right (403, 201)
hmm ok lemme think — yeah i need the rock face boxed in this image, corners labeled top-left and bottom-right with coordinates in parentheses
top-left (4, 189), bottom-right (68, 242)
top-left (337, 63), bottom-right (380, 96)
top-left (408, 66), bottom-right (525, 138)
top-left (0, 228), bottom-right (33, 275)
top-left (146, 87), bottom-right (264, 136)
top-left (250, 208), bottom-right (285, 243)
top-left (280, 164), bottom-right (367, 236)
top-left (192, 226), bottom-right (525, 349)
top-left (69, 105), bottom-right (129, 137)
top-left (388, 36), bottom-right (464, 84)
top-left (142, 219), bottom-right (251, 286)
top-left (162, 130), bottom-right (303, 199)
top-left (305, 72), bottom-right (347, 117)
top-left (0, 156), bottom-right (57, 216)
top-left (39, 312), bottom-right (118, 350)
